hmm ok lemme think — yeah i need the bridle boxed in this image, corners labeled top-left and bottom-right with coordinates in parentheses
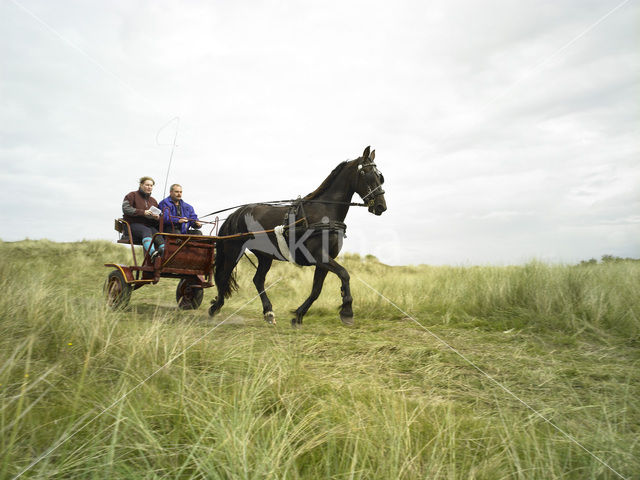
top-left (357, 160), bottom-right (386, 207)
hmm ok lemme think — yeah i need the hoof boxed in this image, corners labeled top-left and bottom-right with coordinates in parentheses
top-left (209, 297), bottom-right (219, 317)
top-left (264, 311), bottom-right (276, 325)
top-left (340, 314), bottom-right (354, 326)
top-left (291, 318), bottom-right (301, 329)
top-left (209, 304), bottom-right (219, 317)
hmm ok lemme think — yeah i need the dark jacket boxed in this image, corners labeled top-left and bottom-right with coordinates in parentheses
top-left (122, 189), bottom-right (159, 227)
top-left (158, 197), bottom-right (199, 234)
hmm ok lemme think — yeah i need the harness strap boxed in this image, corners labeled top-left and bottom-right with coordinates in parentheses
top-left (284, 220), bottom-right (347, 238)
top-left (201, 198), bottom-right (367, 219)
top-left (282, 196), bottom-right (310, 231)
top-left (275, 220), bottom-right (347, 265)
top-left (274, 225), bottom-right (297, 265)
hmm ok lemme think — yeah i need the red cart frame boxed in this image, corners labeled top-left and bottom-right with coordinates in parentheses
top-left (104, 217), bottom-right (220, 310)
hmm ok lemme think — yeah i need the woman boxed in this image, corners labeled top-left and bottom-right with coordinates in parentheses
top-left (122, 176), bottom-right (165, 258)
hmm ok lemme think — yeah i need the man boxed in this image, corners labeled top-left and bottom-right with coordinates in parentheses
top-left (122, 176), bottom-right (165, 258)
top-left (158, 184), bottom-right (203, 235)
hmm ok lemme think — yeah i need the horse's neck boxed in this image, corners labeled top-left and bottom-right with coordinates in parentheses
top-left (314, 168), bottom-right (355, 221)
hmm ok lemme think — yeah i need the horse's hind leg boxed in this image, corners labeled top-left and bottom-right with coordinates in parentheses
top-left (252, 253), bottom-right (276, 324)
top-left (292, 266), bottom-right (329, 327)
top-left (209, 243), bottom-right (243, 317)
top-left (209, 263), bottom-right (230, 316)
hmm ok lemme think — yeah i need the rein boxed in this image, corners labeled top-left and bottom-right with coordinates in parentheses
top-left (360, 184), bottom-right (385, 203)
top-left (202, 158), bottom-right (384, 219)
top-left (200, 198), bottom-right (369, 219)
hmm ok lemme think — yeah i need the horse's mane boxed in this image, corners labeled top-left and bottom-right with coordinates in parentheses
top-left (303, 160), bottom-right (353, 200)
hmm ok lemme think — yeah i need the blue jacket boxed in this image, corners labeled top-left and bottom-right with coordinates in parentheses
top-left (158, 197), bottom-right (199, 234)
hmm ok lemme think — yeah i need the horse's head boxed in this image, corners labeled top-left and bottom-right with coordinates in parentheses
top-left (355, 146), bottom-right (387, 216)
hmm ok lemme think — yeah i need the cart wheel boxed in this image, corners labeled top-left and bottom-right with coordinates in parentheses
top-left (104, 270), bottom-right (132, 309)
top-left (176, 278), bottom-right (204, 310)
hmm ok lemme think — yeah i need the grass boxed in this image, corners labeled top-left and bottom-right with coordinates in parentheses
top-left (0, 239), bottom-right (638, 479)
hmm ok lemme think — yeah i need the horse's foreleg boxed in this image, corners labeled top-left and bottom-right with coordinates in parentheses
top-left (324, 259), bottom-right (353, 325)
top-left (292, 266), bottom-right (329, 327)
top-left (252, 254), bottom-right (275, 324)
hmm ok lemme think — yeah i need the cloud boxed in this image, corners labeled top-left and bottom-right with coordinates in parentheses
top-left (1, 0), bottom-right (638, 264)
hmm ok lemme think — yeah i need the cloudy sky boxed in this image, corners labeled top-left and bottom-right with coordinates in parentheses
top-left (1, 0), bottom-right (638, 265)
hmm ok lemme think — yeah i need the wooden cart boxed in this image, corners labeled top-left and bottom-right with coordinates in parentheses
top-left (104, 218), bottom-right (219, 310)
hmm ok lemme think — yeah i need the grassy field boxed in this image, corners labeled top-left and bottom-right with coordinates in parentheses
top-left (0, 239), bottom-right (638, 479)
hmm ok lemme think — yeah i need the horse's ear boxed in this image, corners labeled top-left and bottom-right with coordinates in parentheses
top-left (362, 146), bottom-right (371, 159)
top-left (370, 149), bottom-right (375, 161)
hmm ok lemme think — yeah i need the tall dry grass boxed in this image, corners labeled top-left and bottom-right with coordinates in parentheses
top-left (0, 240), bottom-right (638, 479)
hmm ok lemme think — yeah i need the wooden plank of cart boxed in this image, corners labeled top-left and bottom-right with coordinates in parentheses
top-left (104, 217), bottom-right (221, 310)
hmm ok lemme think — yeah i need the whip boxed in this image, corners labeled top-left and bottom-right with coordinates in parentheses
top-left (156, 116), bottom-right (180, 198)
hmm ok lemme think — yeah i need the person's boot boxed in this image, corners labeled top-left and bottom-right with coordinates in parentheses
top-left (142, 237), bottom-right (156, 258)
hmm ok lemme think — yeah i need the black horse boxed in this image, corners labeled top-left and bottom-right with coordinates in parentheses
top-left (209, 146), bottom-right (387, 326)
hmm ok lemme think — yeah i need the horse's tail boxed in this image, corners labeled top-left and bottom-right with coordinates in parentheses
top-left (213, 241), bottom-right (239, 299)
top-left (213, 213), bottom-right (241, 299)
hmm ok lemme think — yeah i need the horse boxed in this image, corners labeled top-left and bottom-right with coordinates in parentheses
top-left (208, 146), bottom-right (387, 327)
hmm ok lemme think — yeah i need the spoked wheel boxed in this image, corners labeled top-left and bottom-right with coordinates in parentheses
top-left (176, 278), bottom-right (204, 310)
top-left (104, 270), bottom-right (132, 309)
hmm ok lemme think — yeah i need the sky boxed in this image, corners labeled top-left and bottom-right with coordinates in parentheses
top-left (1, 0), bottom-right (638, 266)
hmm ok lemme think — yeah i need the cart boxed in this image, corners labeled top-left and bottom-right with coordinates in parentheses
top-left (104, 218), bottom-right (219, 310)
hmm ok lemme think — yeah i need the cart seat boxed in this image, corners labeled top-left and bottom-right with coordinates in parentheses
top-left (117, 236), bottom-right (138, 245)
top-left (115, 219), bottom-right (142, 245)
